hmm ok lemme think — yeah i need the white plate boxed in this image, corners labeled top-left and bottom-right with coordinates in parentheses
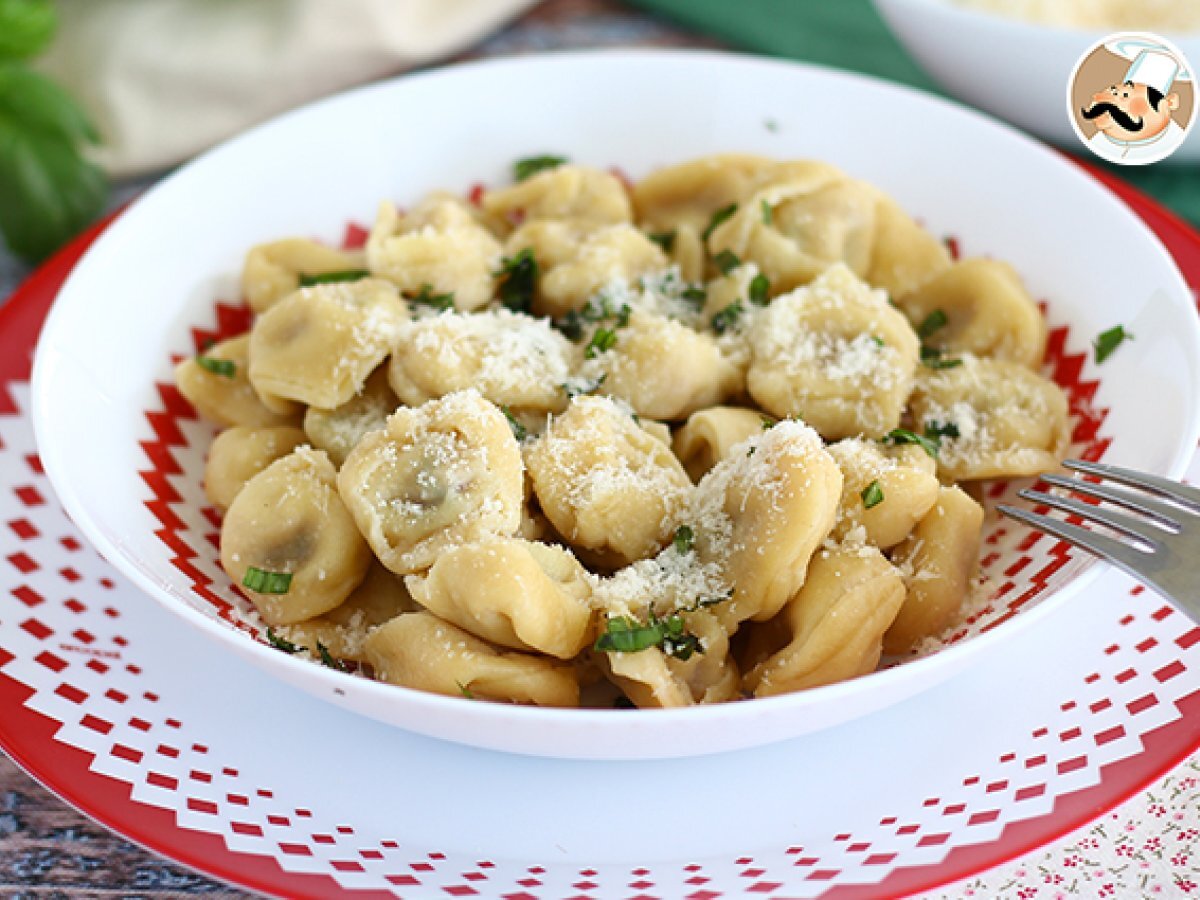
top-left (2, 186), bottom-right (1199, 899)
top-left (29, 50), bottom-right (1200, 759)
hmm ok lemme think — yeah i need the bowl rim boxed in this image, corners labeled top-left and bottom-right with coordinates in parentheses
top-left (872, 0), bottom-right (1200, 39)
top-left (29, 46), bottom-right (1200, 733)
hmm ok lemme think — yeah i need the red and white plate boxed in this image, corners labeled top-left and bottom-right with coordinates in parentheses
top-left (0, 168), bottom-right (1197, 898)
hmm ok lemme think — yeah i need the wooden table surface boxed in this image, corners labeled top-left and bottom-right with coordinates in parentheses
top-left (0, 2), bottom-right (715, 896)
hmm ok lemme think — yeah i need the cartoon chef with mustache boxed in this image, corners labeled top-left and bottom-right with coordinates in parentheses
top-left (1080, 36), bottom-right (1193, 165)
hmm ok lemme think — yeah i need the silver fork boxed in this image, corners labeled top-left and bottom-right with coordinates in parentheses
top-left (998, 459), bottom-right (1200, 623)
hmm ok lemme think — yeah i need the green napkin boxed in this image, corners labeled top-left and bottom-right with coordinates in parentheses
top-left (631, 0), bottom-right (1200, 226)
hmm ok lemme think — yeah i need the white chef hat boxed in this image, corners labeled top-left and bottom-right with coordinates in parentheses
top-left (1105, 37), bottom-right (1193, 96)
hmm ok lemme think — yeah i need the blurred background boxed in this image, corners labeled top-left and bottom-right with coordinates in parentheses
top-left (1, 0), bottom-right (1198, 895)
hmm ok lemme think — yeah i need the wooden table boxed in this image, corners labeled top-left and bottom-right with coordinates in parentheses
top-left (0, 2), bottom-right (713, 895)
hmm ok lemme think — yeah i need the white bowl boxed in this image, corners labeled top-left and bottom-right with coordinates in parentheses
top-left (873, 0), bottom-right (1200, 163)
top-left (30, 49), bottom-right (1200, 759)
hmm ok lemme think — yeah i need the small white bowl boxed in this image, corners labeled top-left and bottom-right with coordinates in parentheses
top-left (874, 0), bottom-right (1200, 163)
top-left (30, 49), bottom-right (1200, 759)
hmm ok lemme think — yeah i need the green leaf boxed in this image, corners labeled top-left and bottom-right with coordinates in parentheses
top-left (585, 327), bottom-right (618, 359)
top-left (0, 66), bottom-right (107, 262)
top-left (748, 273), bottom-right (770, 306)
top-left (409, 283), bottom-right (455, 311)
top-left (673, 524), bottom-right (695, 555)
top-left (298, 268), bottom-right (370, 287)
top-left (681, 286), bottom-right (706, 308)
top-left (882, 427), bottom-right (940, 459)
top-left (924, 420), bottom-right (960, 441)
top-left (456, 680), bottom-right (475, 700)
top-left (0, 0), bottom-right (56, 61)
top-left (514, 154), bottom-right (567, 181)
top-left (712, 249), bottom-right (741, 275)
top-left (711, 301), bottom-right (743, 334)
top-left (916, 308), bottom-right (948, 340)
top-left (501, 405), bottom-right (527, 442)
top-left (495, 247), bottom-right (538, 313)
top-left (594, 616), bottom-right (665, 654)
top-left (242, 567), bottom-right (292, 594)
top-left (648, 230), bottom-right (676, 253)
top-left (920, 346), bottom-right (963, 369)
top-left (195, 355), bottom-right (236, 378)
top-left (266, 627), bottom-right (302, 654)
top-left (561, 373), bottom-right (607, 398)
top-left (760, 199), bottom-right (773, 225)
top-left (1094, 325), bottom-right (1132, 363)
top-left (861, 479), bottom-right (884, 509)
top-left (703, 202), bottom-right (737, 241)
top-left (316, 640), bottom-right (346, 672)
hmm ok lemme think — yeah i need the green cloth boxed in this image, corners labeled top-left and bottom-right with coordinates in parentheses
top-left (630, 0), bottom-right (1200, 225)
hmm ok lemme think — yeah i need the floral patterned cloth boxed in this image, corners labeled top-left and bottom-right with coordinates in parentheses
top-left (928, 756), bottom-right (1200, 898)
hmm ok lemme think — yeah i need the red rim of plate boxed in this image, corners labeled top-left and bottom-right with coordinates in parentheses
top-left (1, 164), bottom-right (1198, 899)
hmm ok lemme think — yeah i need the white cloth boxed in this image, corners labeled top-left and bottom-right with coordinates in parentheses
top-left (1087, 118), bottom-right (1188, 164)
top-left (37, 0), bottom-right (537, 177)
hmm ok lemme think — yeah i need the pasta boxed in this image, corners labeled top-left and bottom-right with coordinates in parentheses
top-left (184, 154), bottom-right (1070, 708)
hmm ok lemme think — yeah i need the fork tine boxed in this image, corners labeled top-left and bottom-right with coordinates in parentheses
top-left (1064, 459), bottom-right (1200, 514)
top-left (997, 503), bottom-right (1156, 572)
top-left (1017, 488), bottom-right (1168, 547)
top-left (1036, 474), bottom-right (1181, 532)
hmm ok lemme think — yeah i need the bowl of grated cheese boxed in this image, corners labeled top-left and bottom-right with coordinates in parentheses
top-left (874, 0), bottom-right (1200, 162)
top-left (30, 50), bottom-right (1200, 759)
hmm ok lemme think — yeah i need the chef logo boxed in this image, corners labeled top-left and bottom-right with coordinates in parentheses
top-left (1069, 33), bottom-right (1196, 166)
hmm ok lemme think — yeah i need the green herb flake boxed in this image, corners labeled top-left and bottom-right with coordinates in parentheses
top-left (585, 327), bottom-right (618, 359)
top-left (242, 567), bottom-right (292, 594)
top-left (920, 346), bottom-right (964, 370)
top-left (916, 309), bottom-right (949, 340)
top-left (924, 420), bottom-right (961, 441)
top-left (861, 480), bottom-right (885, 509)
top-left (456, 680), bottom-right (475, 700)
top-left (594, 616), bottom-right (665, 654)
top-left (870, 336), bottom-right (885, 348)
top-left (761, 416), bottom-right (776, 430)
top-left (501, 406), bottom-right (528, 441)
top-left (298, 268), bottom-right (370, 287)
top-left (681, 286), bottom-right (707, 308)
top-left (882, 427), bottom-right (940, 459)
top-left (673, 524), bottom-right (695, 555)
top-left (764, 118), bottom-right (779, 133)
top-left (760, 199), bottom-right (773, 225)
top-left (1094, 325), bottom-right (1133, 363)
top-left (195, 355), bottom-right (235, 378)
top-left (712, 249), bottom-right (742, 276)
top-left (513, 154), bottom-right (568, 182)
top-left (703, 202), bottom-right (738, 241)
top-left (409, 283), bottom-right (455, 311)
top-left (266, 627), bottom-right (302, 654)
top-left (748, 273), bottom-right (770, 306)
top-left (562, 373), bottom-right (608, 398)
top-left (316, 640), bottom-right (346, 672)
top-left (711, 301), bottom-right (744, 335)
top-left (649, 230), bottom-right (676, 253)
top-left (495, 247), bottom-right (539, 313)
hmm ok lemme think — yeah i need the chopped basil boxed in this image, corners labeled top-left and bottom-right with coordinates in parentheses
top-left (761, 415), bottom-right (776, 430)
top-left (495, 248), bottom-right (538, 313)
top-left (409, 284), bottom-right (455, 311)
top-left (195, 355), bottom-right (235, 378)
top-left (711, 301), bottom-right (744, 334)
top-left (748, 273), bottom-right (770, 306)
top-left (316, 640), bottom-right (345, 672)
top-left (266, 627), bottom-right (302, 654)
top-left (1094, 325), bottom-right (1132, 363)
top-left (594, 616), bottom-right (668, 654)
top-left (882, 428), bottom-right (940, 459)
top-left (561, 373), bottom-right (607, 397)
top-left (585, 327), bottom-right (618, 359)
top-left (673, 524), bottom-right (695, 555)
top-left (557, 294), bottom-right (630, 341)
top-left (712, 249), bottom-right (741, 275)
top-left (861, 480), bottom-right (884, 509)
top-left (916, 309), bottom-right (948, 340)
top-left (242, 567), bottom-right (292, 594)
top-left (456, 680), bottom-right (475, 700)
top-left (760, 199), bottom-right (773, 225)
top-left (298, 269), bottom-right (370, 287)
top-left (514, 154), bottom-right (568, 181)
top-left (648, 230), bottom-right (676, 253)
top-left (871, 336), bottom-right (885, 348)
top-left (924, 420), bottom-right (961, 441)
top-left (501, 406), bottom-right (528, 441)
top-left (556, 309), bottom-right (586, 341)
top-left (703, 202), bottom-right (738, 241)
top-left (681, 286), bottom-right (707, 308)
top-left (920, 346), bottom-right (964, 370)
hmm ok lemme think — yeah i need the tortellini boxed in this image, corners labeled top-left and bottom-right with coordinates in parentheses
top-left (526, 395), bottom-right (693, 568)
top-left (302, 366), bottom-right (397, 467)
top-left (249, 278), bottom-right (408, 410)
top-left (366, 197), bottom-right (502, 311)
top-left (576, 310), bottom-right (743, 420)
top-left (826, 439), bottom-right (940, 550)
top-left (338, 390), bottom-right (525, 574)
top-left (241, 238), bottom-right (368, 314)
top-left (406, 538), bottom-right (594, 659)
top-left (220, 448), bottom-right (373, 625)
top-left (747, 264), bottom-right (919, 439)
top-left (364, 612), bottom-right (580, 707)
top-left (194, 152), bottom-right (1070, 708)
top-left (885, 486), bottom-right (985, 654)
top-left (894, 258), bottom-right (1047, 369)
top-left (742, 547), bottom-right (906, 696)
top-left (673, 407), bottom-right (768, 482)
top-left (176, 334), bottom-right (300, 428)
top-left (204, 424), bottom-right (308, 510)
top-left (483, 164), bottom-right (632, 227)
top-left (388, 309), bottom-right (576, 412)
top-left (908, 355), bottom-right (1070, 481)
